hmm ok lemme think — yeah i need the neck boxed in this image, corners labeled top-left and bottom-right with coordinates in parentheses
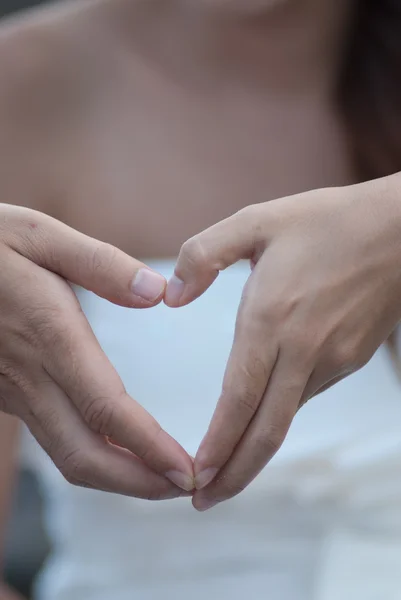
top-left (100, 0), bottom-right (354, 98)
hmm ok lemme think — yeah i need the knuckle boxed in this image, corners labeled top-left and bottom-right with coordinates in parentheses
top-left (57, 448), bottom-right (83, 485)
top-left (35, 315), bottom-right (68, 350)
top-left (236, 204), bottom-right (265, 244)
top-left (18, 302), bottom-right (71, 352)
top-left (38, 406), bottom-right (70, 456)
top-left (58, 448), bottom-right (95, 488)
top-left (253, 426), bottom-right (285, 458)
top-left (237, 385), bottom-right (260, 414)
top-left (238, 203), bottom-right (259, 216)
top-left (180, 236), bottom-right (208, 270)
top-left (214, 476), bottom-right (245, 501)
top-left (0, 359), bottom-right (27, 390)
top-left (243, 351), bottom-right (270, 382)
top-left (137, 424), bottom-right (163, 462)
top-left (263, 299), bottom-right (282, 320)
top-left (239, 296), bottom-right (283, 335)
top-left (221, 383), bottom-right (259, 419)
top-left (282, 321), bottom-right (307, 348)
top-left (0, 360), bottom-right (35, 414)
top-left (282, 324), bottom-right (319, 367)
top-left (282, 314), bottom-right (314, 346)
top-left (236, 204), bottom-right (260, 225)
top-left (83, 396), bottom-right (116, 435)
top-left (1, 207), bottom-right (47, 257)
top-left (90, 242), bottom-right (119, 276)
top-left (234, 303), bottom-right (271, 343)
top-left (331, 340), bottom-right (363, 373)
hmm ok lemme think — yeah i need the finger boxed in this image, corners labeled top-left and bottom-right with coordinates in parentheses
top-left (2, 205), bottom-right (165, 308)
top-left (25, 379), bottom-right (188, 500)
top-left (193, 274), bottom-right (277, 491)
top-left (42, 294), bottom-right (194, 491)
top-left (193, 352), bottom-right (309, 511)
top-left (165, 205), bottom-right (266, 307)
top-left (1, 251), bottom-right (194, 492)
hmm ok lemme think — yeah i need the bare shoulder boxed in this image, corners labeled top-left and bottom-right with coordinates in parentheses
top-left (0, 1), bottom-right (105, 128)
top-left (0, 1), bottom-right (107, 213)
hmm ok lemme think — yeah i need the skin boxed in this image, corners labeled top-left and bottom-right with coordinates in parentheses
top-left (0, 205), bottom-right (194, 498)
top-left (7, 0), bottom-right (401, 594)
top-left (0, 8), bottom-right (399, 600)
top-left (0, 0), bottom-right (398, 528)
top-left (0, 0), bottom-right (354, 500)
top-left (1, 0), bottom-right (354, 254)
top-left (167, 175), bottom-right (401, 509)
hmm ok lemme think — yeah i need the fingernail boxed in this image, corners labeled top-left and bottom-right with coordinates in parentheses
top-left (166, 471), bottom-right (195, 492)
top-left (193, 494), bottom-right (218, 512)
top-left (165, 275), bottom-right (186, 306)
top-left (132, 269), bottom-right (165, 302)
top-left (195, 468), bottom-right (218, 490)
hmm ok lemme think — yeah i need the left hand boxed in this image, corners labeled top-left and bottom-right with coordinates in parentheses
top-left (165, 176), bottom-right (401, 510)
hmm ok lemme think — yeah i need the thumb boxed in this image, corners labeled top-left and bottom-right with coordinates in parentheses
top-left (3, 205), bottom-right (165, 308)
top-left (165, 205), bottom-right (261, 307)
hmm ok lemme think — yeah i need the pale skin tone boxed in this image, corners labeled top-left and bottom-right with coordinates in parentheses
top-left (167, 175), bottom-right (401, 509)
top-left (1, 3), bottom-right (401, 592)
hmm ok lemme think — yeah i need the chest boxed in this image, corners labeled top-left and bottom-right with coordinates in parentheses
top-left (57, 72), bottom-right (355, 256)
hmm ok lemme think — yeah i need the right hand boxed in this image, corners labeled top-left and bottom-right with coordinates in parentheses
top-left (166, 177), bottom-right (401, 510)
top-left (0, 204), bottom-right (193, 498)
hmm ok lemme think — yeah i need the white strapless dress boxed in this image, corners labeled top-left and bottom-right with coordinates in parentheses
top-left (22, 261), bottom-right (401, 600)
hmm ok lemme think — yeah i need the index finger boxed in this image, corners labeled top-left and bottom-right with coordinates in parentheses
top-left (164, 205), bottom-right (263, 308)
top-left (193, 275), bottom-right (277, 490)
top-left (193, 352), bottom-right (308, 511)
top-left (41, 280), bottom-right (194, 491)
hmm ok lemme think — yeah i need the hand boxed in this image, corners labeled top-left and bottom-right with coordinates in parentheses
top-left (166, 175), bottom-right (401, 510)
top-left (0, 204), bottom-right (193, 498)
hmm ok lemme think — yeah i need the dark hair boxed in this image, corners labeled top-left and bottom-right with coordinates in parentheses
top-left (338, 0), bottom-right (401, 372)
top-left (338, 0), bottom-right (401, 181)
